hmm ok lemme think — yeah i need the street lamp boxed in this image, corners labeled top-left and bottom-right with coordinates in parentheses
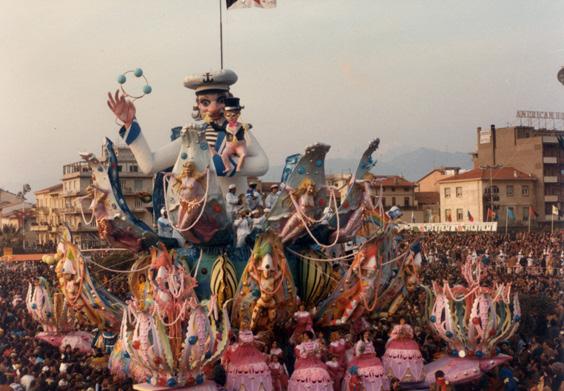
top-left (557, 67), bottom-right (564, 86)
top-left (17, 184), bottom-right (31, 250)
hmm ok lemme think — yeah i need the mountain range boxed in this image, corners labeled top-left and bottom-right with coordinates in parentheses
top-left (263, 147), bottom-right (473, 182)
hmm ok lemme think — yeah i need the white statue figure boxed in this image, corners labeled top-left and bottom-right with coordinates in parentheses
top-left (106, 69), bottom-right (268, 195)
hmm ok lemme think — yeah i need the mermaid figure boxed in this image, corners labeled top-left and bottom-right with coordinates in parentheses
top-left (330, 173), bottom-right (378, 241)
top-left (170, 161), bottom-right (207, 229)
top-left (280, 178), bottom-right (317, 243)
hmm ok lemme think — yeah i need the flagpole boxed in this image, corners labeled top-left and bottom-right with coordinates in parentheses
top-left (219, 0), bottom-right (224, 69)
top-left (505, 207), bottom-right (508, 235)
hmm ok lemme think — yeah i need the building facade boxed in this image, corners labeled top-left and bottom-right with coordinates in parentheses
top-left (439, 167), bottom-right (536, 228)
top-left (31, 184), bottom-right (64, 247)
top-left (31, 144), bottom-right (155, 249)
top-left (472, 125), bottom-right (563, 224)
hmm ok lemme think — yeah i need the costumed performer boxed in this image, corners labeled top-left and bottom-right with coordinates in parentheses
top-left (382, 318), bottom-right (424, 383)
top-left (288, 331), bottom-right (333, 391)
top-left (222, 328), bottom-right (273, 391)
top-left (344, 331), bottom-right (387, 391)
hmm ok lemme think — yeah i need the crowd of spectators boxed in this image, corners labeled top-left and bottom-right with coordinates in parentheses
top-left (0, 230), bottom-right (561, 390)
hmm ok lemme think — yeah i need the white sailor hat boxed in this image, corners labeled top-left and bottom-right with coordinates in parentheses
top-left (184, 69), bottom-right (238, 94)
top-left (228, 184), bottom-right (236, 190)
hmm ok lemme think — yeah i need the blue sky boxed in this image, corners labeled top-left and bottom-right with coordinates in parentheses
top-left (0, 0), bottom-right (563, 194)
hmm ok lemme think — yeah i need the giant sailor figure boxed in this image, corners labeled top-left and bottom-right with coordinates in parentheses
top-left (107, 69), bottom-right (269, 196)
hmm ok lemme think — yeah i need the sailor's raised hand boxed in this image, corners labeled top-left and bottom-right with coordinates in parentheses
top-left (107, 90), bottom-right (136, 127)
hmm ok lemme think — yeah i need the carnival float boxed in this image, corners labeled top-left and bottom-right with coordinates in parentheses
top-left (27, 45), bottom-right (521, 391)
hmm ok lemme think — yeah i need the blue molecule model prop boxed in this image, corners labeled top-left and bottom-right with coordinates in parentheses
top-left (167, 378), bottom-right (177, 387)
top-left (134, 68), bottom-right (143, 77)
top-left (31, 303), bottom-right (37, 309)
top-left (445, 331), bottom-right (453, 338)
top-left (117, 74), bottom-right (126, 84)
top-left (196, 374), bottom-right (204, 385)
top-left (188, 336), bottom-right (198, 345)
top-left (429, 315), bottom-right (436, 323)
top-left (143, 85), bottom-right (152, 94)
top-left (475, 350), bottom-right (484, 358)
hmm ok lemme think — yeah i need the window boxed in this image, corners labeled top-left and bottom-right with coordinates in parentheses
top-left (134, 179), bottom-right (143, 191)
top-left (522, 206), bottom-right (529, 222)
top-left (445, 209), bottom-right (452, 222)
top-left (117, 165), bottom-right (123, 172)
top-left (404, 197), bottom-right (410, 207)
top-left (456, 187), bottom-right (462, 198)
top-left (391, 197), bottom-right (396, 206)
top-left (456, 208), bottom-right (463, 222)
top-left (390, 187), bottom-right (395, 192)
top-left (130, 164), bottom-right (138, 173)
top-left (521, 185), bottom-right (529, 197)
top-left (444, 187), bottom-right (451, 198)
top-left (506, 185), bottom-right (514, 197)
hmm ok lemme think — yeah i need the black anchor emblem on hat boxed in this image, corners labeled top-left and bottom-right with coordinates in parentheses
top-left (202, 72), bottom-right (214, 84)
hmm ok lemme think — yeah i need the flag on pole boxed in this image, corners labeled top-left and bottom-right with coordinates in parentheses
top-left (507, 207), bottom-right (515, 220)
top-left (552, 205), bottom-right (560, 216)
top-left (467, 210), bottom-right (474, 222)
top-left (529, 205), bottom-right (538, 218)
top-left (227, 0), bottom-right (276, 9)
top-left (487, 207), bottom-right (497, 221)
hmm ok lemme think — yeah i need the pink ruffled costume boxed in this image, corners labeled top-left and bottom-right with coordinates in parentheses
top-left (329, 339), bottom-right (349, 367)
top-left (290, 310), bottom-right (314, 344)
top-left (344, 340), bottom-right (388, 391)
top-left (382, 324), bottom-right (424, 382)
top-left (223, 330), bottom-right (273, 391)
top-left (289, 340), bottom-right (333, 391)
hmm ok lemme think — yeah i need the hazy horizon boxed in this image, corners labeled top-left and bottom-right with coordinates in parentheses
top-left (1, 0), bottom-right (563, 195)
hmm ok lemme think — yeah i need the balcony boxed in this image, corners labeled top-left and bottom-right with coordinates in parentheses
top-left (60, 208), bottom-right (83, 214)
top-left (544, 195), bottom-right (559, 202)
top-left (542, 136), bottom-right (558, 144)
top-left (544, 176), bottom-right (558, 183)
top-left (543, 156), bottom-right (558, 164)
top-left (30, 224), bottom-right (50, 232)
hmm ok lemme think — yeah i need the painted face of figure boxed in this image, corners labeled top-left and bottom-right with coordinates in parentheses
top-left (197, 93), bottom-right (227, 121)
top-left (306, 184), bottom-right (315, 194)
top-left (224, 110), bottom-right (240, 123)
top-left (299, 304), bottom-right (305, 312)
top-left (406, 274), bottom-right (418, 293)
top-left (183, 162), bottom-right (195, 176)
